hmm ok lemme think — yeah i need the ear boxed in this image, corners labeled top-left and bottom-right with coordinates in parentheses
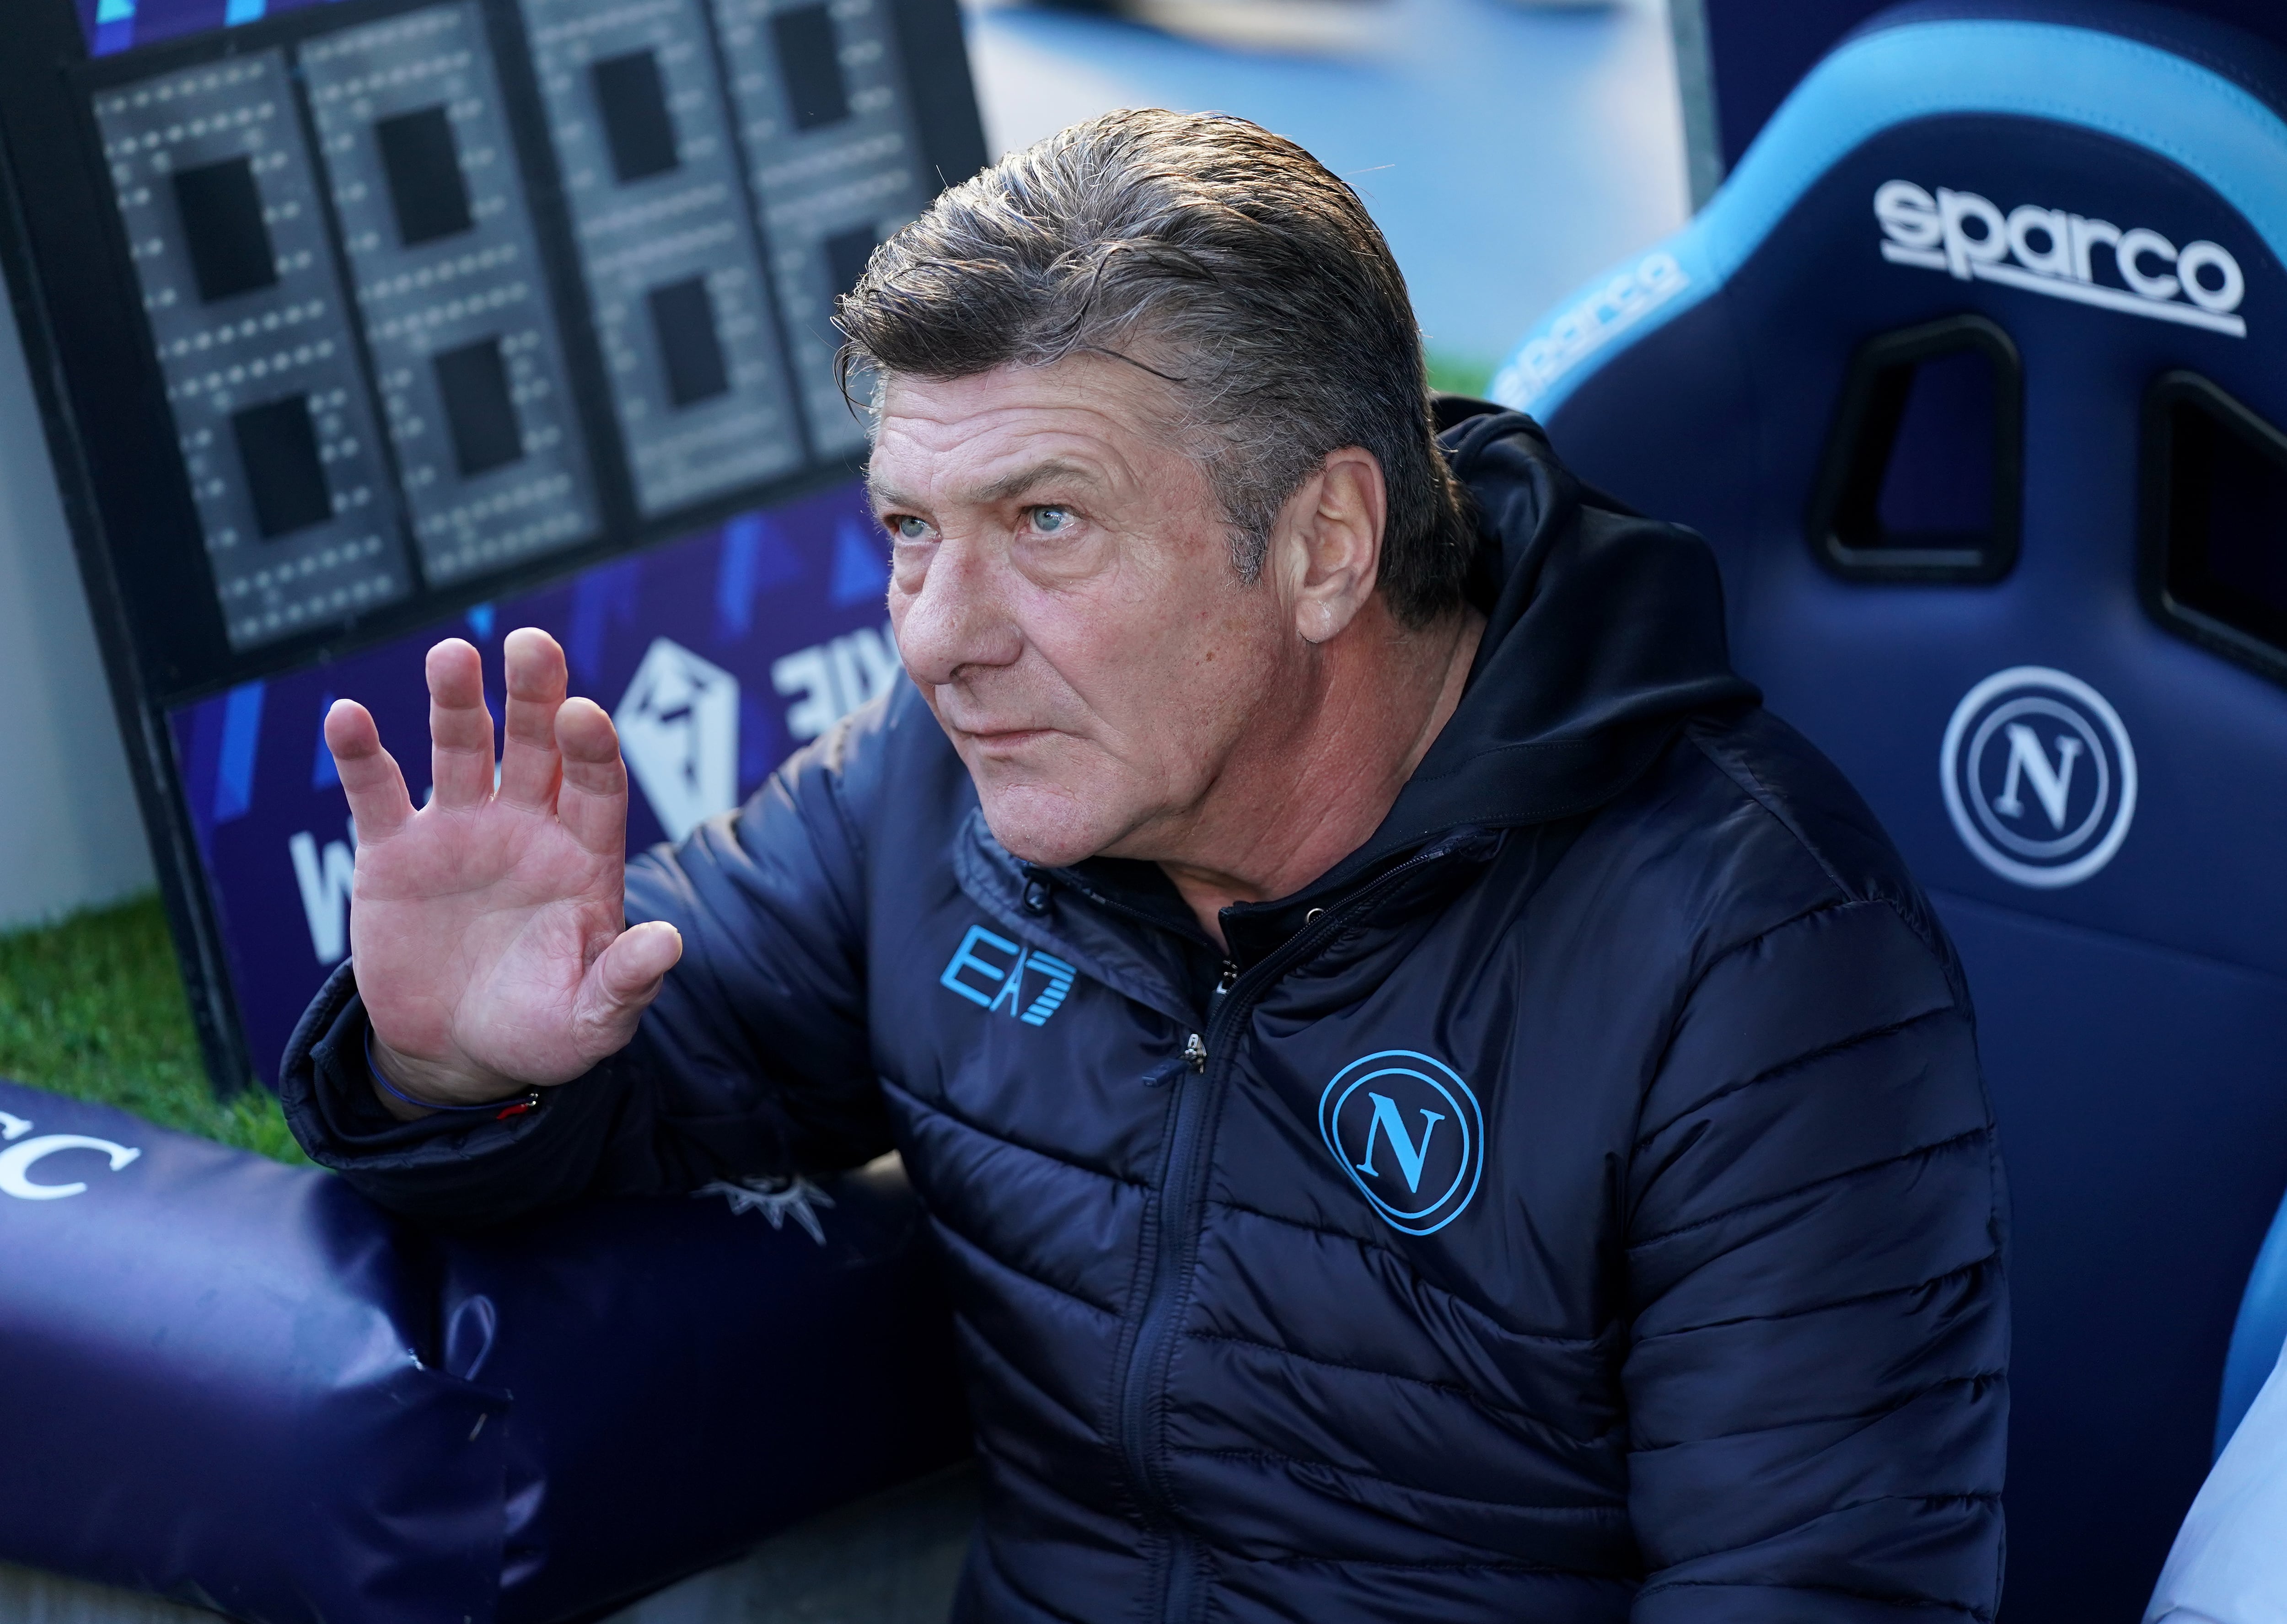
top-left (1273, 447), bottom-right (1387, 646)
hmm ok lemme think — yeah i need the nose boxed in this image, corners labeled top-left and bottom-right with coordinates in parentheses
top-left (891, 532), bottom-right (1025, 688)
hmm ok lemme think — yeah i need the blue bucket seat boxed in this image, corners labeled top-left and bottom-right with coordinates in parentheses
top-left (1492, 2), bottom-right (2287, 1615)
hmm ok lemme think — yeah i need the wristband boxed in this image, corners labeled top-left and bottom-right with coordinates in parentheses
top-left (365, 1029), bottom-right (542, 1120)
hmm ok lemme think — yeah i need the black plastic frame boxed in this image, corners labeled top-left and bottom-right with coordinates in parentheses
top-left (0, 0), bottom-right (987, 1090)
top-left (1806, 312), bottom-right (2023, 584)
top-left (2140, 369), bottom-right (2287, 689)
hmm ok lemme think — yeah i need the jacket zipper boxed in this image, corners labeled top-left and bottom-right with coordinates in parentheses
top-left (1110, 845), bottom-right (1460, 1624)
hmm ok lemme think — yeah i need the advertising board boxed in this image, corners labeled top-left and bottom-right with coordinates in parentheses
top-left (0, 0), bottom-right (984, 1085)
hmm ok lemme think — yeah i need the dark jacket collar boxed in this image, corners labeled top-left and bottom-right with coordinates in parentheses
top-left (1357, 402), bottom-right (1760, 867)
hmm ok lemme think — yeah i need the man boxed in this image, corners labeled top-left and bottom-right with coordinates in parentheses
top-left (285, 110), bottom-right (2008, 1622)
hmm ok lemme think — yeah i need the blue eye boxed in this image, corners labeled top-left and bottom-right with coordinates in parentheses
top-left (1031, 506), bottom-right (1073, 534)
top-left (893, 516), bottom-right (930, 540)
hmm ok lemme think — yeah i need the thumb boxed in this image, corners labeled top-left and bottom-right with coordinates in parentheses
top-left (571, 921), bottom-right (684, 1059)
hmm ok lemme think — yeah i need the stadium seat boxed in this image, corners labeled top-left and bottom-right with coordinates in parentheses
top-left (1492, 1), bottom-right (2287, 1615)
top-left (0, 1077), bottom-right (967, 1620)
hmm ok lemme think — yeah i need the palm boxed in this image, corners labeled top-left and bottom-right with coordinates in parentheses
top-left (326, 630), bottom-right (681, 1104)
top-left (352, 796), bottom-right (622, 1086)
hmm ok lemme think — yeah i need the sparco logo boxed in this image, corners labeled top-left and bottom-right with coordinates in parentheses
top-left (1490, 250), bottom-right (1691, 411)
top-left (1941, 667), bottom-right (2137, 889)
top-left (1317, 1051), bottom-right (1484, 1236)
top-left (1874, 180), bottom-right (2246, 337)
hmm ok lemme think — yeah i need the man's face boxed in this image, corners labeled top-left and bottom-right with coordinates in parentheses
top-left (872, 355), bottom-right (1303, 870)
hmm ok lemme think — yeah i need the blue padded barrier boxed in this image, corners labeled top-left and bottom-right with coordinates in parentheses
top-left (448, 1163), bottom-right (971, 1622)
top-left (1494, 2), bottom-right (2287, 1617)
top-left (0, 1079), bottom-right (505, 1618)
top-left (0, 1077), bottom-right (967, 1621)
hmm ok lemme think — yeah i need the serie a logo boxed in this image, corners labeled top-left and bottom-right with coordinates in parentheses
top-left (1317, 1051), bottom-right (1485, 1236)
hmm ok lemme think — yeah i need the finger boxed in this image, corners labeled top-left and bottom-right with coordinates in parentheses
top-left (498, 627), bottom-right (569, 812)
top-left (572, 921), bottom-right (683, 1061)
top-left (323, 699), bottom-right (414, 842)
top-left (555, 697), bottom-right (630, 858)
top-left (425, 638), bottom-right (495, 811)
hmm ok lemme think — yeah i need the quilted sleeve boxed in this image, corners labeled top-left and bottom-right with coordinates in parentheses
top-left (1624, 897), bottom-right (2009, 1624)
top-left (611, 696), bottom-right (897, 1184)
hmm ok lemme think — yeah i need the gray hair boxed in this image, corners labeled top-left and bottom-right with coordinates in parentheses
top-left (834, 108), bottom-right (1476, 627)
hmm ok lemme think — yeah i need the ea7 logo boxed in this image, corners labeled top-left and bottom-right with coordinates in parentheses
top-left (1317, 1051), bottom-right (1485, 1236)
top-left (1874, 180), bottom-right (2246, 337)
top-left (939, 926), bottom-right (1077, 1027)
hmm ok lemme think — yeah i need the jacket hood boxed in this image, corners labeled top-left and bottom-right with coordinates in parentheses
top-left (1337, 402), bottom-right (1760, 875)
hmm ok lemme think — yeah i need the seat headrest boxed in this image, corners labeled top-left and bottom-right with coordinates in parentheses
top-left (1493, 0), bottom-right (2287, 423)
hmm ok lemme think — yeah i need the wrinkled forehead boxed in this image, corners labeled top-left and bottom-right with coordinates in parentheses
top-left (866, 357), bottom-right (1197, 509)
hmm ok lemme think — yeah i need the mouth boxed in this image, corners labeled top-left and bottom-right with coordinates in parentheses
top-left (962, 726), bottom-right (1057, 755)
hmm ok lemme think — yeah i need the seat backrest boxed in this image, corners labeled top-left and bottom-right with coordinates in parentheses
top-left (1491, 3), bottom-right (2287, 1616)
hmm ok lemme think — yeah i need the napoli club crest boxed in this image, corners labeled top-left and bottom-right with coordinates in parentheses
top-left (1317, 1051), bottom-right (1485, 1236)
top-left (1940, 666), bottom-right (2137, 889)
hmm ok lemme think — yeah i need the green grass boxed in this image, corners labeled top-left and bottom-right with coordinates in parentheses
top-left (0, 894), bottom-right (309, 1164)
top-left (1426, 352), bottom-right (1498, 400)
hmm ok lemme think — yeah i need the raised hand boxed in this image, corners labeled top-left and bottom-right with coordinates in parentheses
top-left (322, 627), bottom-right (682, 1114)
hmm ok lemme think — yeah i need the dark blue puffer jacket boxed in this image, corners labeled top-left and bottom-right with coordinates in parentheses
top-left (283, 407), bottom-right (2008, 1624)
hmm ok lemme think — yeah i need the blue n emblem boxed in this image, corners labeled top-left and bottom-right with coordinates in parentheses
top-left (939, 925), bottom-right (1077, 1026)
top-left (1317, 1051), bottom-right (1486, 1236)
top-left (1353, 1094), bottom-right (1446, 1194)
